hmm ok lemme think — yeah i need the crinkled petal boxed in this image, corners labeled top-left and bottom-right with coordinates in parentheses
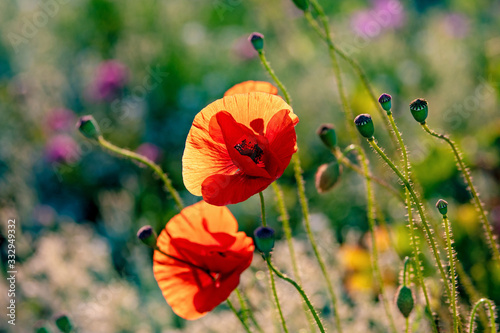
top-left (224, 81), bottom-right (278, 97)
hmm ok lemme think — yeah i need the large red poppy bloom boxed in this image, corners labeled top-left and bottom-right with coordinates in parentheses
top-left (183, 89), bottom-right (299, 206)
top-left (153, 201), bottom-right (254, 320)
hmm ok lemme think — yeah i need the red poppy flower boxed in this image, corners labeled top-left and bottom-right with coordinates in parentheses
top-left (223, 80), bottom-right (278, 97)
top-left (153, 201), bottom-right (254, 320)
top-left (182, 91), bottom-right (299, 206)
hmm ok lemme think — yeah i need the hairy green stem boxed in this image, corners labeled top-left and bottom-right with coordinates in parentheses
top-left (236, 290), bottom-right (264, 333)
top-left (420, 123), bottom-right (500, 264)
top-left (355, 145), bottom-right (398, 333)
top-left (367, 138), bottom-right (453, 304)
top-left (442, 214), bottom-right (460, 333)
top-left (266, 257), bottom-right (326, 333)
top-left (97, 136), bottom-right (184, 210)
top-left (259, 191), bottom-right (267, 227)
top-left (266, 260), bottom-right (289, 333)
top-left (468, 298), bottom-right (497, 333)
top-left (227, 298), bottom-right (252, 333)
top-left (257, 51), bottom-right (291, 104)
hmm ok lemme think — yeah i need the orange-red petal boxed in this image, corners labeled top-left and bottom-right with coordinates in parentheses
top-left (223, 80), bottom-right (278, 97)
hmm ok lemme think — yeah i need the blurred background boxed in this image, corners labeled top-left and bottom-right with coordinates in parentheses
top-left (0, 0), bottom-right (500, 332)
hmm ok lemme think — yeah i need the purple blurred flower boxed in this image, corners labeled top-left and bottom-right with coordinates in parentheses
top-left (45, 134), bottom-right (80, 164)
top-left (351, 0), bottom-right (405, 38)
top-left (46, 108), bottom-right (76, 132)
top-left (443, 13), bottom-right (469, 39)
top-left (91, 60), bottom-right (128, 101)
top-left (136, 143), bottom-right (162, 164)
top-left (231, 35), bottom-right (258, 60)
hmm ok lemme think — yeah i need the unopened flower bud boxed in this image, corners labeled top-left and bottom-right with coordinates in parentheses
top-left (291, 0), bottom-right (309, 11)
top-left (378, 93), bottom-right (392, 112)
top-left (396, 286), bottom-right (414, 318)
top-left (354, 114), bottom-right (375, 139)
top-left (76, 115), bottom-right (101, 140)
top-left (435, 199), bottom-right (448, 216)
top-left (315, 160), bottom-right (342, 193)
top-left (249, 32), bottom-right (264, 52)
top-left (35, 325), bottom-right (51, 333)
top-left (54, 314), bottom-right (72, 333)
top-left (317, 124), bottom-right (337, 150)
top-left (254, 226), bottom-right (275, 257)
top-left (137, 225), bottom-right (158, 248)
top-left (409, 98), bottom-right (428, 124)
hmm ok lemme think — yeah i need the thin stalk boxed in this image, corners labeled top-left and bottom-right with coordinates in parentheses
top-left (468, 298), bottom-right (497, 333)
top-left (271, 182), bottom-right (316, 332)
top-left (257, 48), bottom-right (343, 333)
top-left (227, 298), bottom-right (252, 333)
top-left (266, 260), bottom-right (290, 333)
top-left (236, 290), bottom-right (264, 333)
top-left (355, 145), bottom-right (398, 333)
top-left (367, 138), bottom-right (453, 304)
top-left (386, 113), bottom-right (438, 332)
top-left (405, 317), bottom-right (410, 333)
top-left (266, 257), bottom-right (326, 333)
top-left (420, 123), bottom-right (500, 263)
top-left (259, 191), bottom-right (267, 227)
top-left (442, 214), bottom-right (460, 333)
top-left (97, 136), bottom-right (184, 210)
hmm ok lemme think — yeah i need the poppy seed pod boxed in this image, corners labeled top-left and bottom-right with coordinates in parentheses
top-left (436, 199), bottom-right (448, 216)
top-left (291, 0), bottom-right (309, 11)
top-left (254, 226), bottom-right (275, 256)
top-left (249, 32), bottom-right (264, 52)
top-left (35, 325), bottom-right (50, 333)
top-left (317, 123), bottom-right (337, 150)
top-left (77, 115), bottom-right (101, 140)
top-left (378, 93), bottom-right (392, 112)
top-left (54, 314), bottom-right (72, 333)
top-left (396, 286), bottom-right (414, 318)
top-left (409, 98), bottom-right (428, 124)
top-left (354, 114), bottom-right (375, 139)
top-left (137, 225), bottom-right (158, 248)
top-left (315, 160), bottom-right (342, 193)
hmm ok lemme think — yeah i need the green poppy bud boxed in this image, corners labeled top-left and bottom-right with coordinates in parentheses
top-left (435, 199), bottom-right (448, 216)
top-left (54, 314), bottom-right (72, 333)
top-left (35, 326), bottom-right (51, 333)
top-left (248, 32), bottom-right (264, 52)
top-left (254, 226), bottom-right (275, 257)
top-left (409, 98), bottom-right (428, 124)
top-left (378, 93), bottom-right (392, 112)
top-left (315, 160), bottom-right (342, 193)
top-left (76, 115), bottom-right (101, 140)
top-left (291, 0), bottom-right (309, 11)
top-left (137, 225), bottom-right (158, 248)
top-left (396, 286), bottom-right (414, 318)
top-left (354, 114), bottom-right (375, 139)
top-left (317, 123), bottom-right (337, 150)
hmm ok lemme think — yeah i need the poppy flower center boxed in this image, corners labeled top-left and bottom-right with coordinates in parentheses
top-left (234, 138), bottom-right (264, 165)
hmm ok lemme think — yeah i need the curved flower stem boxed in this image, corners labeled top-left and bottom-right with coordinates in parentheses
top-left (266, 257), bottom-right (326, 333)
top-left (266, 260), bottom-right (289, 333)
top-left (236, 289), bottom-right (264, 333)
top-left (259, 192), bottom-right (267, 227)
top-left (441, 214), bottom-right (460, 333)
top-left (367, 138), bottom-right (453, 304)
top-left (257, 48), bottom-right (343, 333)
top-left (271, 182), bottom-right (316, 332)
top-left (97, 136), bottom-right (184, 211)
top-left (227, 298), bottom-right (252, 333)
top-left (420, 123), bottom-right (500, 264)
top-left (234, 289), bottom-right (251, 329)
top-left (303, 1), bottom-right (398, 149)
top-left (386, 113), bottom-right (438, 332)
top-left (354, 145), bottom-right (397, 333)
top-left (468, 298), bottom-right (497, 333)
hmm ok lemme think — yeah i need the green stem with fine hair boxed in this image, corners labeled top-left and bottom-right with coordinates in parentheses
top-left (441, 214), bottom-right (460, 333)
top-left (468, 298), bottom-right (497, 333)
top-left (266, 257), bottom-right (326, 333)
top-left (227, 298), bottom-right (252, 333)
top-left (367, 138), bottom-right (453, 305)
top-left (97, 136), bottom-right (184, 211)
top-left (386, 113), bottom-right (438, 332)
top-left (353, 145), bottom-right (397, 333)
top-left (266, 259), bottom-right (289, 333)
top-left (258, 48), bottom-right (343, 333)
top-left (420, 123), bottom-right (500, 264)
top-left (271, 182), bottom-right (316, 332)
top-left (259, 191), bottom-right (267, 227)
top-left (235, 289), bottom-right (264, 333)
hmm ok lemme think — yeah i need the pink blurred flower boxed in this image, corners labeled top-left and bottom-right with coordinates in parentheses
top-left (90, 60), bottom-right (128, 101)
top-left (45, 134), bottom-right (80, 164)
top-left (136, 143), bottom-right (162, 163)
top-left (443, 13), bottom-right (469, 39)
top-left (46, 108), bottom-right (76, 132)
top-left (232, 35), bottom-right (258, 60)
top-left (351, 0), bottom-right (405, 38)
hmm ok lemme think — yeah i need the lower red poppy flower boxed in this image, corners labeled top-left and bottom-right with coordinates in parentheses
top-left (153, 201), bottom-right (254, 320)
